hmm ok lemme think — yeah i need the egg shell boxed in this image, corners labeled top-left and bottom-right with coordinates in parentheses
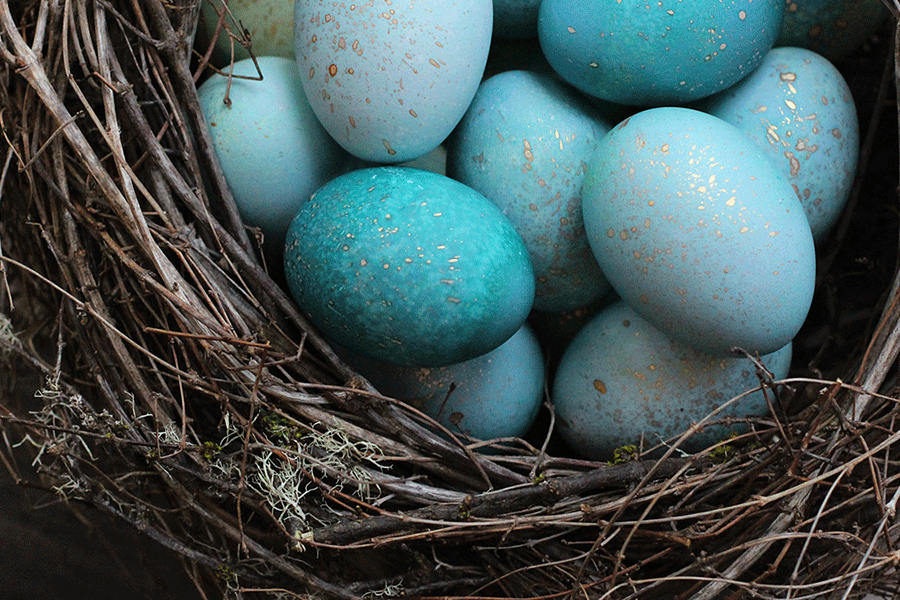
top-left (582, 107), bottom-right (816, 356)
top-left (338, 324), bottom-right (545, 441)
top-left (197, 56), bottom-right (349, 252)
top-left (537, 0), bottom-right (784, 106)
top-left (775, 0), bottom-right (889, 61)
top-left (293, 0), bottom-right (493, 164)
top-left (696, 47), bottom-right (860, 243)
top-left (552, 300), bottom-right (793, 460)
top-left (197, 0), bottom-right (295, 64)
top-left (446, 70), bottom-right (614, 313)
top-left (493, 0), bottom-right (542, 40)
top-left (283, 166), bottom-right (535, 367)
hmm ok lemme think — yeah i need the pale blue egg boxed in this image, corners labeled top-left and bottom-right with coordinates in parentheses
top-left (538, 0), bottom-right (784, 106)
top-left (697, 47), bottom-right (860, 243)
top-left (283, 167), bottom-right (535, 367)
top-left (446, 70), bottom-right (614, 313)
top-left (339, 324), bottom-right (545, 441)
top-left (582, 107), bottom-right (816, 356)
top-left (552, 300), bottom-right (793, 460)
top-left (197, 56), bottom-right (349, 253)
top-left (293, 0), bottom-right (493, 164)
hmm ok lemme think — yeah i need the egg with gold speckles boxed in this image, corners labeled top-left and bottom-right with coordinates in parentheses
top-left (582, 107), bottom-right (816, 356)
top-left (552, 300), bottom-right (793, 460)
top-left (696, 47), bottom-right (860, 243)
top-left (283, 166), bottom-right (535, 367)
top-left (446, 70), bottom-right (614, 314)
top-left (537, 0), bottom-right (784, 106)
top-left (293, 0), bottom-right (493, 164)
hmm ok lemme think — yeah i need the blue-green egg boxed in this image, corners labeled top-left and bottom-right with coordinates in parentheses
top-left (697, 47), bottom-right (859, 243)
top-left (446, 70), bottom-right (614, 313)
top-left (283, 167), bottom-right (535, 367)
top-left (197, 57), bottom-right (351, 255)
top-left (338, 324), bottom-right (545, 441)
top-left (552, 300), bottom-right (793, 460)
top-left (582, 107), bottom-right (816, 356)
top-left (537, 0), bottom-right (784, 106)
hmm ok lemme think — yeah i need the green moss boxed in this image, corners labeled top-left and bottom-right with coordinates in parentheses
top-left (609, 444), bottom-right (639, 464)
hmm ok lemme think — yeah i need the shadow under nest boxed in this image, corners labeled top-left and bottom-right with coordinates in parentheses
top-left (1, 1), bottom-right (900, 599)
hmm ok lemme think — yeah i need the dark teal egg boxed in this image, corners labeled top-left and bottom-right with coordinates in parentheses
top-left (283, 167), bottom-right (535, 367)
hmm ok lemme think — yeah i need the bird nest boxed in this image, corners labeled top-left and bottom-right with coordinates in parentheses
top-left (1, 1), bottom-right (900, 599)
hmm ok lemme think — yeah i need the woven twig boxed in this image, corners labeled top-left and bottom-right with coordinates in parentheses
top-left (1, 1), bottom-right (899, 599)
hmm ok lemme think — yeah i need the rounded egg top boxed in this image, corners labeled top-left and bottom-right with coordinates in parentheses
top-left (293, 0), bottom-right (493, 164)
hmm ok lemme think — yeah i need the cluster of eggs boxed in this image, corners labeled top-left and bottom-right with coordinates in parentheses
top-left (195, 0), bottom-right (874, 459)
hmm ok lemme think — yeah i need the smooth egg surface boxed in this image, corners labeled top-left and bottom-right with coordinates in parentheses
top-left (446, 70), bottom-right (614, 313)
top-left (294, 0), bottom-right (493, 164)
top-left (283, 167), bottom-right (535, 367)
top-left (582, 107), bottom-right (816, 356)
top-left (552, 300), bottom-right (793, 460)
top-left (338, 324), bottom-right (545, 442)
top-left (197, 56), bottom-right (349, 253)
top-left (537, 0), bottom-right (784, 106)
top-left (697, 47), bottom-right (860, 243)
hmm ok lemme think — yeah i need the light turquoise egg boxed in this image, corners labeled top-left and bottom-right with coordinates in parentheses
top-left (776, 0), bottom-right (889, 61)
top-left (338, 324), bottom-right (545, 441)
top-left (552, 300), bottom-right (793, 460)
top-left (197, 56), bottom-right (349, 253)
top-left (293, 0), bottom-right (493, 164)
top-left (697, 47), bottom-right (859, 243)
top-left (582, 107), bottom-right (816, 356)
top-left (538, 0), bottom-right (784, 106)
top-left (283, 167), bottom-right (535, 367)
top-left (446, 70), bottom-right (614, 313)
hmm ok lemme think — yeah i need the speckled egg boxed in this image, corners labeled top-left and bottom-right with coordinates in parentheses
top-left (776, 0), bottom-right (889, 61)
top-left (696, 47), bottom-right (860, 243)
top-left (552, 300), bottom-right (793, 460)
top-left (293, 0), bottom-right (493, 164)
top-left (446, 70), bottom-right (614, 313)
top-left (197, 0), bottom-right (295, 64)
top-left (537, 0), bottom-right (784, 106)
top-left (338, 324), bottom-right (545, 441)
top-left (283, 166), bottom-right (535, 367)
top-left (582, 107), bottom-right (816, 356)
top-left (197, 56), bottom-right (349, 253)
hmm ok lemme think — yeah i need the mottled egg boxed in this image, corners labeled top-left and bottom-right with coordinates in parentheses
top-left (697, 47), bottom-right (860, 243)
top-left (776, 0), bottom-right (889, 61)
top-left (283, 167), bottom-right (535, 367)
top-left (446, 70), bottom-right (614, 313)
top-left (197, 56), bottom-right (349, 253)
top-left (582, 107), bottom-right (816, 356)
top-left (537, 0), bottom-right (784, 106)
top-left (293, 0), bottom-right (493, 164)
top-left (338, 324), bottom-right (545, 441)
top-left (552, 300), bottom-right (793, 460)
top-left (197, 0), bottom-right (295, 64)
